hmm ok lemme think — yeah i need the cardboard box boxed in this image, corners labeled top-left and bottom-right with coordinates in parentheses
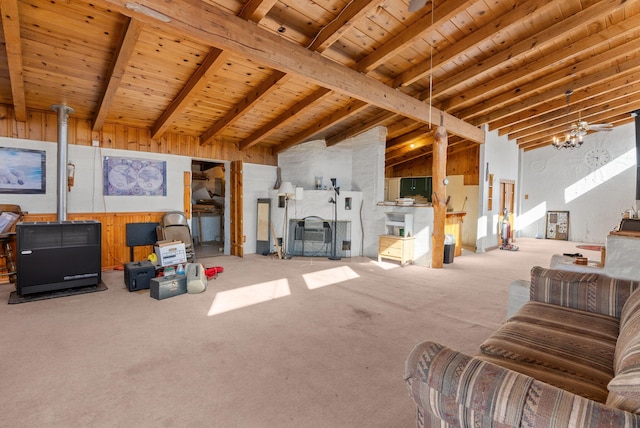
top-left (150, 274), bottom-right (187, 300)
top-left (154, 240), bottom-right (187, 267)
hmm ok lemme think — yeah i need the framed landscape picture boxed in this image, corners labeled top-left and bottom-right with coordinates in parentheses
top-left (0, 147), bottom-right (46, 194)
top-left (546, 210), bottom-right (569, 240)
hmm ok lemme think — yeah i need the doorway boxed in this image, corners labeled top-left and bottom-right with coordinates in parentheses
top-left (499, 180), bottom-right (515, 246)
top-left (191, 160), bottom-right (226, 258)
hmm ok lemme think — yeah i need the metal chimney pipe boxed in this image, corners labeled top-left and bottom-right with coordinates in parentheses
top-left (50, 104), bottom-right (75, 221)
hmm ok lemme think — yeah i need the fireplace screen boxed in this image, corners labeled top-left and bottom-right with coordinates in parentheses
top-left (287, 218), bottom-right (351, 257)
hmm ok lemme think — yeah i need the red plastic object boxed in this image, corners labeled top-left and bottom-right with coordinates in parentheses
top-left (204, 266), bottom-right (223, 279)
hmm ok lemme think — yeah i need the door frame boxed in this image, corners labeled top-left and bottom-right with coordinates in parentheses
top-left (499, 180), bottom-right (515, 245)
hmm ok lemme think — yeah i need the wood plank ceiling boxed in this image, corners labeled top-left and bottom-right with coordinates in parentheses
top-left (1, 0), bottom-right (638, 168)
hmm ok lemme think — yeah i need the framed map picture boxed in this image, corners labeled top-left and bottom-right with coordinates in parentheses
top-left (0, 147), bottom-right (46, 194)
top-left (103, 156), bottom-right (166, 196)
top-left (546, 210), bottom-right (569, 240)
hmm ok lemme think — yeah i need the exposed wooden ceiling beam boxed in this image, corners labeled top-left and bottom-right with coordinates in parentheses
top-left (519, 115), bottom-right (635, 150)
top-left (326, 0), bottom-right (561, 148)
top-left (386, 143), bottom-right (433, 167)
top-left (495, 69), bottom-right (640, 133)
top-left (325, 109), bottom-right (395, 146)
top-left (387, 126), bottom-right (433, 149)
top-left (386, 138), bottom-right (473, 168)
top-left (92, 18), bottom-right (143, 131)
top-left (453, 11), bottom-right (640, 118)
top-left (200, 71), bottom-right (288, 145)
top-left (1, 0), bottom-right (27, 122)
top-left (202, 0), bottom-right (369, 147)
top-left (355, 0), bottom-right (470, 74)
top-left (150, 48), bottom-right (231, 139)
top-left (432, 0), bottom-right (626, 105)
top-left (325, 0), bottom-right (595, 149)
top-left (247, 0), bottom-right (544, 151)
top-left (238, 0), bottom-right (278, 22)
top-left (209, 0), bottom-right (483, 151)
top-left (473, 54), bottom-right (640, 127)
top-left (516, 103), bottom-right (640, 147)
top-left (273, 100), bottom-right (369, 153)
top-left (326, 86), bottom-right (435, 147)
top-left (152, 1), bottom-right (276, 140)
top-left (386, 118), bottom-right (425, 140)
top-left (386, 141), bottom-right (433, 164)
top-left (393, 0), bottom-right (557, 88)
top-left (99, 0), bottom-right (484, 144)
top-left (307, 0), bottom-right (378, 52)
top-left (507, 86), bottom-right (640, 143)
top-left (459, 37), bottom-right (640, 122)
top-left (277, 0), bottom-right (473, 150)
top-left (239, 88), bottom-right (331, 150)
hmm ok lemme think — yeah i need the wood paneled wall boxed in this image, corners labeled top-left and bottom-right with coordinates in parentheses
top-left (0, 105), bottom-right (277, 165)
top-left (0, 105), bottom-right (277, 272)
top-left (388, 145), bottom-right (480, 185)
top-left (22, 212), bottom-right (166, 270)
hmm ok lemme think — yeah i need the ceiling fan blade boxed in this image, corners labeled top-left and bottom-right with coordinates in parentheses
top-left (408, 0), bottom-right (428, 12)
top-left (589, 123), bottom-right (614, 131)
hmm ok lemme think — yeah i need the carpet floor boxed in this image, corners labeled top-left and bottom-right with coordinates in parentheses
top-left (0, 237), bottom-right (600, 427)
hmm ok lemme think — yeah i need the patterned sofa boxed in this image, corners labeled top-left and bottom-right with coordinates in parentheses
top-left (405, 266), bottom-right (640, 427)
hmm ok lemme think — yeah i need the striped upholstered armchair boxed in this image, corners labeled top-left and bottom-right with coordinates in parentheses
top-left (405, 266), bottom-right (640, 427)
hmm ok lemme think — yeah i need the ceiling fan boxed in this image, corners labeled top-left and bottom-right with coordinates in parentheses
top-left (570, 115), bottom-right (613, 138)
top-left (552, 90), bottom-right (613, 149)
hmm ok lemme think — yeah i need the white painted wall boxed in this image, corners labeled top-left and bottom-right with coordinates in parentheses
top-left (240, 160), bottom-right (366, 258)
top-left (517, 122), bottom-right (636, 244)
top-left (243, 163), bottom-right (278, 255)
top-left (351, 126), bottom-right (388, 257)
top-left (278, 140), bottom-right (353, 189)
top-left (476, 129), bottom-right (520, 252)
top-left (0, 137), bottom-right (189, 214)
top-left (278, 127), bottom-right (387, 258)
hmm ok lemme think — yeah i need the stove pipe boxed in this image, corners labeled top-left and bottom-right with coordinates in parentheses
top-left (50, 104), bottom-right (74, 221)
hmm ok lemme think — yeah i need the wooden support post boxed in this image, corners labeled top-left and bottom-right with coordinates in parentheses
top-left (431, 125), bottom-right (448, 268)
top-left (183, 171), bottom-right (192, 219)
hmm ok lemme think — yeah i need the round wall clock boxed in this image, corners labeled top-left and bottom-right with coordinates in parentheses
top-left (584, 148), bottom-right (611, 168)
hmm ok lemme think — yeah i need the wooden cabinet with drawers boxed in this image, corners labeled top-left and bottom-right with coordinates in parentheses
top-left (378, 235), bottom-right (414, 266)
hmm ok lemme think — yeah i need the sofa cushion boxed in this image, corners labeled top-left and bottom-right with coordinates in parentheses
top-left (480, 301), bottom-right (618, 402)
top-left (608, 287), bottom-right (640, 412)
top-left (509, 300), bottom-right (619, 341)
top-left (478, 354), bottom-right (610, 403)
top-left (619, 284), bottom-right (640, 334)
top-left (530, 266), bottom-right (638, 318)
